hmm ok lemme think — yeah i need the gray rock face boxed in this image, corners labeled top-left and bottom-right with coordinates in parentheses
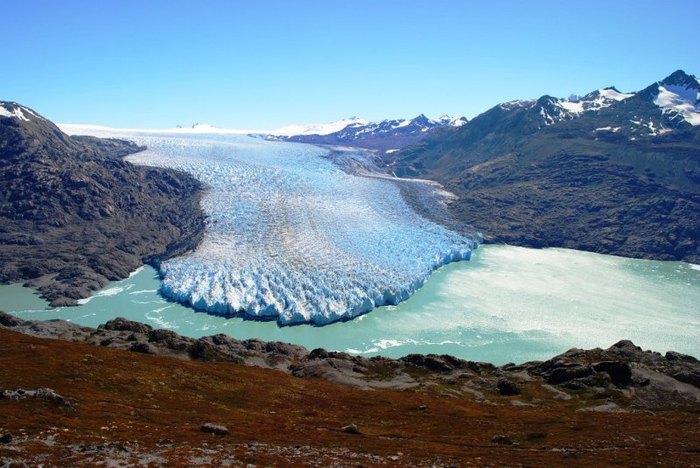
top-left (0, 312), bottom-right (23, 327)
top-left (0, 101), bottom-right (205, 306)
top-left (528, 339), bottom-right (700, 407)
top-left (99, 318), bottom-right (154, 334)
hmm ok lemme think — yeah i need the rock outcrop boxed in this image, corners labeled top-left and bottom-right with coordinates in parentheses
top-left (2, 311), bottom-right (698, 409)
top-left (0, 101), bottom-right (205, 306)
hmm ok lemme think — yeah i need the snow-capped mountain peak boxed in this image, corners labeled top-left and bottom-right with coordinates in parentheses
top-left (597, 86), bottom-right (635, 102)
top-left (436, 114), bottom-right (468, 127)
top-left (499, 99), bottom-right (537, 111)
top-left (560, 87), bottom-right (634, 115)
top-left (661, 69), bottom-right (700, 89)
top-left (267, 114), bottom-right (467, 150)
top-left (488, 70), bottom-right (699, 138)
top-left (498, 85), bottom-right (638, 128)
top-left (652, 71), bottom-right (700, 126)
top-left (269, 117), bottom-right (369, 137)
top-left (0, 102), bottom-right (40, 122)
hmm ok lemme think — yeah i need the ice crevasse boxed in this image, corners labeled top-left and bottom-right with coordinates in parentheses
top-left (118, 133), bottom-right (477, 325)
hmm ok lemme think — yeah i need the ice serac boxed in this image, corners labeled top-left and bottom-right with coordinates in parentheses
top-left (108, 133), bottom-right (476, 326)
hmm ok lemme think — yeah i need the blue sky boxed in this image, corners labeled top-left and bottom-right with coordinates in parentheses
top-left (2, 0), bottom-right (698, 129)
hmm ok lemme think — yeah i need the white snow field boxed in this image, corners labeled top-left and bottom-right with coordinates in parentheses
top-left (61, 128), bottom-right (476, 325)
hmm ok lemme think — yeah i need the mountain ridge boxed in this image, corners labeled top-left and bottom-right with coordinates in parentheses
top-left (385, 70), bottom-right (700, 263)
top-left (266, 114), bottom-right (468, 151)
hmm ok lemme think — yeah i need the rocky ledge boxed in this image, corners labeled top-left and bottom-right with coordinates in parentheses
top-left (2, 311), bottom-right (698, 410)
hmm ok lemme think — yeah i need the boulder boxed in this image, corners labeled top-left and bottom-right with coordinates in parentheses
top-left (129, 342), bottom-right (154, 354)
top-left (1, 388), bottom-right (73, 410)
top-left (593, 361), bottom-right (632, 387)
top-left (99, 318), bottom-right (153, 334)
top-left (545, 365), bottom-right (595, 385)
top-left (342, 424), bottom-right (360, 434)
top-left (148, 329), bottom-right (192, 351)
top-left (201, 423), bottom-right (229, 436)
top-left (0, 311), bottom-right (24, 327)
top-left (400, 354), bottom-right (468, 373)
top-left (496, 378), bottom-right (520, 396)
top-left (666, 351), bottom-right (699, 363)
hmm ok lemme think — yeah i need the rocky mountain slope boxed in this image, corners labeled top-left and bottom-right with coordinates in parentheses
top-left (0, 102), bottom-right (205, 306)
top-left (1, 314), bottom-right (699, 465)
top-left (267, 114), bottom-right (467, 151)
top-left (385, 70), bottom-right (700, 262)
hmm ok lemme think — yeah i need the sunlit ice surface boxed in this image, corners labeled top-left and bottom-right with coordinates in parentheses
top-left (68, 129), bottom-right (476, 325)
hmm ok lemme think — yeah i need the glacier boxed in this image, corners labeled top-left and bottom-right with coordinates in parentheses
top-left (63, 129), bottom-right (477, 325)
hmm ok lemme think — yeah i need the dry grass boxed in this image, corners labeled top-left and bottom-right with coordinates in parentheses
top-left (1, 329), bottom-right (699, 466)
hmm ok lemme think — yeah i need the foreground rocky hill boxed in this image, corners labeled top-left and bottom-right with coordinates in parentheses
top-left (0, 101), bottom-right (205, 306)
top-left (386, 70), bottom-right (700, 263)
top-left (1, 313), bottom-right (699, 465)
top-left (2, 312), bottom-right (698, 408)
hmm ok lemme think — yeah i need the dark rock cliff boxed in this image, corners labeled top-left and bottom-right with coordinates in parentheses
top-left (0, 101), bottom-right (205, 305)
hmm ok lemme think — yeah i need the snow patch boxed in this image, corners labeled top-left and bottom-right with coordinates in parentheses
top-left (539, 107), bottom-right (554, 125)
top-left (598, 88), bottom-right (634, 101)
top-left (653, 84), bottom-right (700, 125)
top-left (557, 100), bottom-right (584, 114)
top-left (0, 104), bottom-right (30, 121)
top-left (500, 100), bottom-right (536, 110)
top-left (594, 126), bottom-right (621, 132)
top-left (392, 119), bottom-right (411, 129)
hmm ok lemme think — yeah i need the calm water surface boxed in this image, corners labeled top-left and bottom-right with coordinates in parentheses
top-left (2, 245), bottom-right (698, 364)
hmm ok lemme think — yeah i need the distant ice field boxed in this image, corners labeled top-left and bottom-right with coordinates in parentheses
top-left (62, 129), bottom-right (475, 325)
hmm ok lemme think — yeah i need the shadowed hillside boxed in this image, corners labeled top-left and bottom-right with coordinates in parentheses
top-left (0, 101), bottom-right (205, 306)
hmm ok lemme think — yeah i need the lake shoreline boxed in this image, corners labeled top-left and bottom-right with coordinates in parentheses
top-left (2, 311), bottom-right (699, 410)
top-left (2, 244), bottom-right (698, 365)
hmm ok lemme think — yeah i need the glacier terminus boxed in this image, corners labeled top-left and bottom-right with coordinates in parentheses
top-left (63, 129), bottom-right (478, 325)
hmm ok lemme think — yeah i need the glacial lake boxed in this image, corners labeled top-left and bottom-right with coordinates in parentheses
top-left (2, 244), bottom-right (699, 365)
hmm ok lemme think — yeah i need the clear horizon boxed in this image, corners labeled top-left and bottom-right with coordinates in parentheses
top-left (2, 0), bottom-right (698, 129)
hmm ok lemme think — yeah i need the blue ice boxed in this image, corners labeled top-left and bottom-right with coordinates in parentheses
top-left (119, 133), bottom-right (476, 325)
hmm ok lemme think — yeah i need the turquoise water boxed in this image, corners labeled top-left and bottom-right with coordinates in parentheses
top-left (1, 245), bottom-right (699, 364)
